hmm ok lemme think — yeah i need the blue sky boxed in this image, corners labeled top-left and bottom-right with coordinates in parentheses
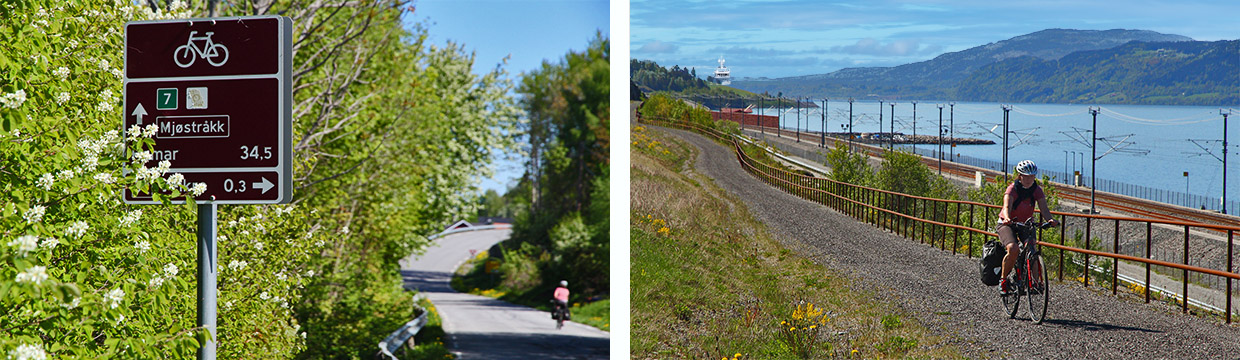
top-left (404, 0), bottom-right (610, 195)
top-left (631, 0), bottom-right (1240, 79)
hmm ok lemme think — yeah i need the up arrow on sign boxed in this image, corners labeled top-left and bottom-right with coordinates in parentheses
top-left (131, 103), bottom-right (148, 125)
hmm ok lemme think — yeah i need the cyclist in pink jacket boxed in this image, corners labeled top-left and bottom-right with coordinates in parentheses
top-left (553, 280), bottom-right (571, 322)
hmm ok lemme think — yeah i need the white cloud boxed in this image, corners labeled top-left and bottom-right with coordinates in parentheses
top-left (830, 38), bottom-right (943, 57)
top-left (636, 40), bottom-right (679, 54)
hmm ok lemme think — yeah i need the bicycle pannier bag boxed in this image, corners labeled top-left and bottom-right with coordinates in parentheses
top-left (980, 239), bottom-right (1006, 286)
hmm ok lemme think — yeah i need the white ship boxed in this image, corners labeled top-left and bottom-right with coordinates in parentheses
top-left (713, 56), bottom-right (731, 85)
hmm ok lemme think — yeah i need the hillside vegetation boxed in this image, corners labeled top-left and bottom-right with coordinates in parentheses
top-left (0, 1), bottom-right (516, 358)
top-left (958, 40), bottom-right (1239, 105)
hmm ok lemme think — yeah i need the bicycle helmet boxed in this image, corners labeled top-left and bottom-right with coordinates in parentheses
top-left (1015, 160), bottom-right (1038, 176)
top-left (560, 280), bottom-right (568, 287)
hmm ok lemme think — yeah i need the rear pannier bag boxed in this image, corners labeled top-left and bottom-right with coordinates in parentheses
top-left (980, 239), bottom-right (1006, 286)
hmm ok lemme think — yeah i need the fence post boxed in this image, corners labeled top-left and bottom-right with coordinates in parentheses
top-left (952, 204), bottom-right (960, 254)
top-left (1113, 219), bottom-right (1120, 296)
top-left (1183, 225), bottom-right (1190, 314)
top-left (1059, 214), bottom-right (1066, 281)
top-left (1227, 229), bottom-right (1234, 324)
top-left (1145, 222), bottom-right (1152, 303)
top-left (969, 204), bottom-right (975, 258)
top-left (1085, 217), bottom-right (1092, 286)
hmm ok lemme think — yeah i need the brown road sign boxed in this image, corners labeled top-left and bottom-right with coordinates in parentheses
top-left (123, 16), bottom-right (292, 204)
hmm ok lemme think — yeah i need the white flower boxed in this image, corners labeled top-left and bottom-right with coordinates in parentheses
top-left (104, 288), bottom-right (125, 309)
top-left (7, 343), bottom-right (46, 360)
top-left (132, 151), bottom-right (153, 163)
top-left (23, 205), bottom-right (45, 224)
top-left (98, 59), bottom-right (109, 70)
top-left (55, 92), bottom-right (69, 104)
top-left (80, 155), bottom-right (99, 172)
top-left (53, 66), bottom-right (69, 79)
top-left (58, 169), bottom-right (76, 180)
top-left (115, 314), bottom-right (125, 327)
top-left (305, 269), bottom-right (316, 278)
top-left (227, 260), bottom-right (248, 271)
top-left (8, 235), bottom-right (38, 256)
top-left (65, 221), bottom-right (89, 238)
top-left (126, 124), bottom-right (142, 140)
top-left (276, 271), bottom-right (287, 281)
top-left (190, 182), bottom-right (207, 196)
top-left (142, 124), bottom-right (158, 138)
top-left (167, 173), bottom-right (185, 187)
top-left (96, 100), bottom-right (113, 112)
top-left (1, 89), bottom-right (27, 109)
top-left (110, 68), bottom-right (122, 79)
top-left (36, 173), bottom-right (54, 190)
top-left (254, 241), bottom-right (264, 251)
top-left (67, 39), bottom-right (79, 49)
top-left (259, 291), bottom-right (270, 300)
top-left (39, 237), bottom-right (58, 249)
top-left (148, 276), bottom-right (164, 289)
top-left (62, 297), bottom-right (80, 309)
top-left (15, 266), bottom-right (49, 285)
top-left (101, 89), bottom-right (114, 101)
top-left (157, 160), bottom-right (171, 172)
top-left (164, 263), bottom-right (179, 277)
top-left (119, 209), bottom-right (142, 227)
top-left (94, 172), bottom-right (115, 184)
top-left (134, 240), bottom-right (150, 253)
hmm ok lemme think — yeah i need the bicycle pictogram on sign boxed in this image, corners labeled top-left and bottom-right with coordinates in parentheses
top-left (173, 31), bottom-right (230, 68)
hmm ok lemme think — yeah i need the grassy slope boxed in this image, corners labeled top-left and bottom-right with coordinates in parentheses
top-left (630, 124), bottom-right (961, 359)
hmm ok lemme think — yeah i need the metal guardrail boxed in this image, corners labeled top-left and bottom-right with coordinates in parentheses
top-left (641, 116), bottom-right (1240, 324)
top-left (377, 294), bottom-right (431, 359)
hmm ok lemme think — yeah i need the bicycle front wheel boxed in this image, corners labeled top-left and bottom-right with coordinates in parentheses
top-left (1026, 253), bottom-right (1049, 324)
top-left (1001, 277), bottom-right (1020, 319)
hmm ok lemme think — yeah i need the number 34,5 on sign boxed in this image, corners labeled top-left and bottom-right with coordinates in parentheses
top-left (123, 16), bottom-right (292, 204)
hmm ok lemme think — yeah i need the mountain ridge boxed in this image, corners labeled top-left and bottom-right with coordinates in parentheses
top-left (728, 29), bottom-right (1240, 105)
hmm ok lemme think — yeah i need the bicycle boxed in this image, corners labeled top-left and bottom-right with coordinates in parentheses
top-left (999, 219), bottom-right (1055, 324)
top-left (550, 300), bottom-right (570, 330)
top-left (173, 31), bottom-right (229, 68)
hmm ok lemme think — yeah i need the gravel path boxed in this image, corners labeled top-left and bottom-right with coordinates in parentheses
top-left (656, 125), bottom-right (1240, 359)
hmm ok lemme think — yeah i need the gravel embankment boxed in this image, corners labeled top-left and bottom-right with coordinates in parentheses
top-left (655, 125), bottom-right (1240, 359)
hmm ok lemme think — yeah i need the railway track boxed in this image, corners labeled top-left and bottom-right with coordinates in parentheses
top-left (751, 126), bottom-right (1239, 227)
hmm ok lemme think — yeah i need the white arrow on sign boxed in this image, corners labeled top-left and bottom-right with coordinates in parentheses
top-left (253, 177), bottom-right (274, 194)
top-left (132, 103), bottom-right (148, 125)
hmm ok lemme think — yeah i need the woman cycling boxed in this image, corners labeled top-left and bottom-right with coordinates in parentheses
top-left (997, 160), bottom-right (1058, 295)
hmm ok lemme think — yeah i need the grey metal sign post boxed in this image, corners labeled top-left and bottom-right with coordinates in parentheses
top-left (197, 202), bottom-right (218, 359)
top-left (124, 16), bottom-right (293, 360)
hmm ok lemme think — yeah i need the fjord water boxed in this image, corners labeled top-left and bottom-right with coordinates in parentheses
top-left (763, 101), bottom-right (1238, 212)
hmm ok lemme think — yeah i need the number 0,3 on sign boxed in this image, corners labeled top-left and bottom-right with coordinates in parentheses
top-left (123, 16), bottom-right (292, 204)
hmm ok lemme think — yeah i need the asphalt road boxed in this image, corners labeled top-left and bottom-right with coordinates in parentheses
top-left (398, 228), bottom-right (610, 359)
top-left (655, 124), bottom-right (1240, 359)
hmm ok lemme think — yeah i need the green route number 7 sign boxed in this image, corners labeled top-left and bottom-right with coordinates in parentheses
top-left (156, 88), bottom-right (178, 110)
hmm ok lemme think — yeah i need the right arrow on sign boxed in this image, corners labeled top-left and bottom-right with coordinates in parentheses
top-left (132, 103), bottom-right (148, 125)
top-left (254, 177), bottom-right (274, 194)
